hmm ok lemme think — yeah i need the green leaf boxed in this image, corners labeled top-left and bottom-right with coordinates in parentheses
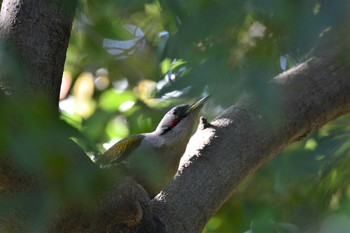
top-left (251, 219), bottom-right (275, 233)
top-left (98, 89), bottom-right (136, 112)
top-left (106, 116), bottom-right (129, 139)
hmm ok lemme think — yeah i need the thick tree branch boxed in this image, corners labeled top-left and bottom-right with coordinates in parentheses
top-left (0, 0), bottom-right (77, 106)
top-left (1, 1), bottom-right (350, 232)
top-left (0, 0), bottom-right (78, 203)
top-left (151, 48), bottom-right (350, 232)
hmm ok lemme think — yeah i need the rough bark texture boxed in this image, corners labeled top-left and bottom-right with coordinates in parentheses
top-left (151, 49), bottom-right (350, 232)
top-left (0, 0), bottom-right (77, 106)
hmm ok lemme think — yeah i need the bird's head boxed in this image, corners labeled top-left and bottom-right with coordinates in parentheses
top-left (154, 95), bottom-right (210, 145)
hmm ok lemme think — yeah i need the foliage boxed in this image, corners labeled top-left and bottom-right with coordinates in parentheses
top-left (1, 0), bottom-right (350, 232)
top-left (60, 0), bottom-right (350, 232)
top-left (204, 113), bottom-right (350, 233)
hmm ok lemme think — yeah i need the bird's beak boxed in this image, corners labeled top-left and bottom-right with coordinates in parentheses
top-left (188, 95), bottom-right (210, 113)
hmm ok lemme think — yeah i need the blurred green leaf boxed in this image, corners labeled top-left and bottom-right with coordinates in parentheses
top-left (251, 219), bottom-right (275, 233)
top-left (305, 138), bottom-right (318, 151)
top-left (105, 116), bottom-right (129, 139)
top-left (98, 89), bottom-right (136, 112)
top-left (56, 1), bottom-right (350, 232)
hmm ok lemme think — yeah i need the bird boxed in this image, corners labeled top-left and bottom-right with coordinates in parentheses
top-left (94, 95), bottom-right (210, 196)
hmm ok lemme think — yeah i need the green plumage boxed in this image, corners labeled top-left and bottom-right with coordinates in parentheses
top-left (93, 96), bottom-right (210, 196)
top-left (95, 134), bottom-right (144, 167)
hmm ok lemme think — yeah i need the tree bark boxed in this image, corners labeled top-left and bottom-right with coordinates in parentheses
top-left (0, 0), bottom-right (77, 106)
top-left (1, 1), bottom-right (350, 232)
top-left (151, 48), bottom-right (350, 232)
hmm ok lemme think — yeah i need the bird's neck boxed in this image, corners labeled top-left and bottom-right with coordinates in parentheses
top-left (142, 131), bottom-right (183, 149)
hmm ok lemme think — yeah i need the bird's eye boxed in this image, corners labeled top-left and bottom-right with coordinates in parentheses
top-left (173, 109), bottom-right (178, 115)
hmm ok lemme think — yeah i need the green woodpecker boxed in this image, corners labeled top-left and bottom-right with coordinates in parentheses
top-left (94, 96), bottom-right (209, 196)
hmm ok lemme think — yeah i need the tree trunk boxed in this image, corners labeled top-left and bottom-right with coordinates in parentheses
top-left (0, 0), bottom-right (77, 106)
top-left (1, 1), bottom-right (350, 233)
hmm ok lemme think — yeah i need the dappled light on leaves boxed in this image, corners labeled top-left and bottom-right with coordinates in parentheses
top-left (98, 89), bottom-right (136, 112)
top-left (61, 1), bottom-right (350, 232)
top-left (0, 0), bottom-right (346, 231)
top-left (105, 116), bottom-right (129, 142)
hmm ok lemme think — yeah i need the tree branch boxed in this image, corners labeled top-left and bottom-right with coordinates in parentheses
top-left (1, 1), bottom-right (350, 232)
top-left (152, 48), bottom-right (350, 232)
top-left (0, 0), bottom-right (77, 106)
